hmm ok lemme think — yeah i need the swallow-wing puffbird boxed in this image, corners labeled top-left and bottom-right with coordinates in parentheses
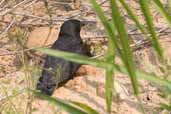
top-left (36, 19), bottom-right (88, 95)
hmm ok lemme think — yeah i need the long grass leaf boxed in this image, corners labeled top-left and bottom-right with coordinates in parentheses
top-left (119, 0), bottom-right (149, 38)
top-left (110, 0), bottom-right (139, 96)
top-left (36, 48), bottom-right (171, 90)
top-left (139, 0), bottom-right (163, 59)
top-left (90, 0), bottom-right (119, 56)
top-left (36, 48), bottom-right (112, 69)
top-left (90, 0), bottom-right (116, 112)
top-left (105, 67), bottom-right (114, 113)
top-left (114, 64), bottom-right (171, 89)
top-left (153, 0), bottom-right (171, 27)
top-left (70, 101), bottom-right (99, 114)
top-left (168, 0), bottom-right (171, 14)
top-left (32, 90), bottom-right (88, 114)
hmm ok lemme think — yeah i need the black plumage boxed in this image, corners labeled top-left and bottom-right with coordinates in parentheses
top-left (36, 19), bottom-right (87, 95)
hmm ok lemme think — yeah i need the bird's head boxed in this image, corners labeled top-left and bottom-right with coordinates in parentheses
top-left (59, 19), bottom-right (85, 36)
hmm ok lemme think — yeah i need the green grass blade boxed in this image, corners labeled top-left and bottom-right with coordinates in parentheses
top-left (70, 101), bottom-right (99, 114)
top-left (90, 0), bottom-right (116, 112)
top-left (35, 47), bottom-right (171, 91)
top-left (105, 67), bottom-right (114, 113)
top-left (160, 103), bottom-right (171, 111)
top-left (31, 90), bottom-right (88, 114)
top-left (168, 0), bottom-right (171, 13)
top-left (90, 0), bottom-right (113, 39)
top-left (153, 0), bottom-right (171, 27)
top-left (90, 0), bottom-right (120, 56)
top-left (119, 0), bottom-right (149, 38)
top-left (139, 0), bottom-right (163, 59)
top-left (36, 48), bottom-right (112, 69)
top-left (105, 60), bottom-right (114, 113)
top-left (110, 0), bottom-right (139, 96)
top-left (114, 64), bottom-right (171, 89)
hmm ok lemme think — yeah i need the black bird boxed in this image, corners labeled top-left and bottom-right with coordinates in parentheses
top-left (36, 19), bottom-right (88, 95)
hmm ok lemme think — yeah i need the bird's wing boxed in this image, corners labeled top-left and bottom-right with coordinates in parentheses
top-left (41, 56), bottom-right (70, 83)
top-left (37, 55), bottom-right (71, 95)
